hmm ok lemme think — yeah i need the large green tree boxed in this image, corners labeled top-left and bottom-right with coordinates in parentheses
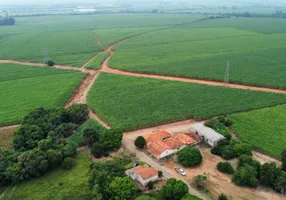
top-left (177, 147), bottom-right (202, 167)
top-left (259, 162), bottom-right (281, 188)
top-left (232, 164), bottom-right (258, 188)
top-left (161, 178), bottom-right (189, 200)
top-left (108, 177), bottom-right (137, 200)
top-left (275, 172), bottom-right (286, 194)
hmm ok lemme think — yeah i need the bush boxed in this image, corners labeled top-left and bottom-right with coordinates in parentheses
top-left (181, 194), bottom-right (202, 200)
top-left (204, 117), bottom-right (232, 140)
top-left (238, 154), bottom-right (261, 173)
top-left (147, 181), bottom-right (154, 190)
top-left (67, 104), bottom-right (89, 125)
top-left (217, 162), bottom-right (235, 175)
top-left (161, 178), bottom-right (189, 200)
top-left (259, 162), bottom-right (281, 188)
top-left (282, 149), bottom-right (286, 172)
top-left (193, 175), bottom-right (207, 190)
top-left (218, 194), bottom-right (228, 200)
top-left (234, 143), bottom-right (252, 157)
top-left (158, 170), bottom-right (163, 178)
top-left (134, 136), bottom-right (146, 149)
top-left (177, 147), bottom-right (202, 167)
top-left (221, 145), bottom-right (236, 160)
top-left (91, 142), bottom-right (105, 158)
top-left (232, 164), bottom-right (258, 188)
top-left (61, 158), bottom-right (75, 170)
top-left (46, 60), bottom-right (54, 66)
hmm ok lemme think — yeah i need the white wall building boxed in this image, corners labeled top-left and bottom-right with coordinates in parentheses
top-left (125, 166), bottom-right (158, 186)
top-left (190, 123), bottom-right (225, 147)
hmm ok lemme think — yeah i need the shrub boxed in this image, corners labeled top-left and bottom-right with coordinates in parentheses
top-left (221, 145), bottom-right (236, 160)
top-left (161, 178), bottom-right (189, 200)
top-left (218, 194), bottom-right (228, 200)
top-left (91, 142), bottom-right (105, 158)
top-left (181, 194), bottom-right (202, 200)
top-left (177, 147), bottom-right (202, 167)
top-left (217, 162), bottom-right (235, 175)
top-left (193, 175), bottom-right (207, 190)
top-left (67, 104), bottom-right (89, 125)
top-left (238, 154), bottom-right (261, 173)
top-left (134, 136), bottom-right (146, 149)
top-left (282, 149), bottom-right (286, 172)
top-left (46, 60), bottom-right (54, 66)
top-left (259, 162), bottom-right (281, 188)
top-left (61, 158), bottom-right (75, 170)
top-left (234, 143), bottom-right (252, 157)
top-left (147, 181), bottom-right (154, 190)
top-left (158, 170), bottom-right (163, 178)
top-left (204, 117), bottom-right (232, 139)
top-left (232, 164), bottom-right (258, 188)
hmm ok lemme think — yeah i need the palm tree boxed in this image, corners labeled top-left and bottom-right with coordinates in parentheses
top-left (275, 172), bottom-right (286, 195)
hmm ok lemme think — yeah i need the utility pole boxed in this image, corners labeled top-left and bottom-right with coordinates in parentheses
top-left (224, 61), bottom-right (230, 84)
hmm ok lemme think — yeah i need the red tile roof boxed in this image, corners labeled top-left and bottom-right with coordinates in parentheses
top-left (163, 138), bottom-right (185, 149)
top-left (144, 130), bottom-right (171, 144)
top-left (133, 166), bottom-right (158, 180)
top-left (172, 134), bottom-right (195, 145)
top-left (148, 140), bottom-right (171, 155)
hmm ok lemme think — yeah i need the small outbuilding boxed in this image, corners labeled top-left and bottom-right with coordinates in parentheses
top-left (190, 123), bottom-right (225, 147)
top-left (125, 166), bottom-right (158, 186)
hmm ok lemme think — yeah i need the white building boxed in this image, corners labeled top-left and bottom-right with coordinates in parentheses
top-left (125, 166), bottom-right (158, 186)
top-left (190, 123), bottom-right (225, 147)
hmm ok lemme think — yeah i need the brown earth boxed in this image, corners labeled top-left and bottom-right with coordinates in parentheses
top-left (0, 125), bottom-right (19, 149)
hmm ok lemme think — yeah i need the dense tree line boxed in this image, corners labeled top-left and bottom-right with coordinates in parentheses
top-left (0, 104), bottom-right (89, 186)
top-left (0, 11), bottom-right (15, 26)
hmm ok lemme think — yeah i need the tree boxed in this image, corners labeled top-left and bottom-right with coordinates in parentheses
top-left (147, 181), bottom-right (154, 190)
top-left (135, 195), bottom-right (156, 200)
top-left (46, 60), bottom-right (54, 66)
top-left (134, 136), bottom-right (146, 149)
top-left (108, 177), bottom-right (137, 200)
top-left (193, 175), bottom-right (207, 190)
top-left (282, 149), bottom-right (286, 172)
top-left (61, 158), bottom-right (75, 170)
top-left (177, 147), bottom-right (202, 167)
top-left (100, 128), bottom-right (123, 151)
top-left (158, 171), bottom-right (163, 178)
top-left (83, 127), bottom-right (101, 146)
top-left (275, 171), bottom-right (286, 195)
top-left (221, 145), bottom-right (235, 160)
top-left (4, 163), bottom-right (25, 185)
top-left (67, 104), bottom-right (89, 125)
top-left (161, 178), bottom-right (188, 200)
top-left (46, 149), bottom-right (63, 167)
top-left (217, 162), bottom-right (235, 175)
top-left (259, 162), bottom-right (281, 188)
top-left (234, 143), bottom-right (252, 157)
top-left (91, 142), bottom-right (105, 158)
top-left (232, 164), bottom-right (258, 188)
top-left (181, 194), bottom-right (202, 200)
top-left (218, 194), bottom-right (228, 200)
top-left (238, 154), bottom-right (261, 173)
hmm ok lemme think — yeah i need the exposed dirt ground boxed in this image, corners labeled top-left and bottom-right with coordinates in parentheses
top-left (0, 125), bottom-right (19, 149)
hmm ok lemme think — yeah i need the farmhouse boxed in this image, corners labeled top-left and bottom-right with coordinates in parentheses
top-left (190, 123), bottom-right (225, 147)
top-left (144, 131), bottom-right (195, 159)
top-left (125, 166), bottom-right (158, 186)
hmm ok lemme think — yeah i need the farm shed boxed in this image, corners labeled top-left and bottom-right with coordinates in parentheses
top-left (125, 166), bottom-right (158, 186)
top-left (190, 123), bottom-right (225, 147)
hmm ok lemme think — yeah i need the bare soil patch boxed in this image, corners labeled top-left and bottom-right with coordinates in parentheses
top-left (0, 125), bottom-right (19, 148)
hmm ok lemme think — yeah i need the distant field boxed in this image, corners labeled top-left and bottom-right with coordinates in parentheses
top-left (110, 25), bottom-right (286, 89)
top-left (1, 151), bottom-right (91, 200)
top-left (230, 104), bottom-right (286, 158)
top-left (0, 30), bottom-right (102, 67)
top-left (185, 18), bottom-right (286, 34)
top-left (87, 73), bottom-right (286, 131)
top-left (94, 27), bottom-right (164, 48)
top-left (0, 63), bottom-right (86, 125)
top-left (86, 52), bottom-right (110, 69)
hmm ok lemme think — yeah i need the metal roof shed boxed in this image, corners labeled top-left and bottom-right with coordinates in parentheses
top-left (190, 123), bottom-right (225, 147)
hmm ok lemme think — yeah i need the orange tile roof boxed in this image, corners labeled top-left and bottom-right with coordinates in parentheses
top-left (133, 166), bottom-right (158, 180)
top-left (148, 140), bottom-right (171, 155)
top-left (163, 137), bottom-right (184, 149)
top-left (172, 134), bottom-right (195, 145)
top-left (143, 130), bottom-right (171, 144)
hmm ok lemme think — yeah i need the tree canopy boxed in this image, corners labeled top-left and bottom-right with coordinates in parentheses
top-left (177, 147), bottom-right (202, 167)
top-left (161, 178), bottom-right (189, 200)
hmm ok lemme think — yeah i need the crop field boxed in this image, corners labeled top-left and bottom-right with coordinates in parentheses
top-left (86, 52), bottom-right (110, 69)
top-left (0, 30), bottom-right (102, 67)
top-left (94, 27), bottom-right (164, 48)
top-left (1, 151), bottom-right (91, 200)
top-left (186, 18), bottom-right (286, 34)
top-left (0, 63), bottom-right (86, 125)
top-left (87, 73), bottom-right (286, 131)
top-left (109, 24), bottom-right (286, 89)
top-left (230, 104), bottom-right (286, 158)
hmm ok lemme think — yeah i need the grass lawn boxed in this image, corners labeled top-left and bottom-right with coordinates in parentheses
top-left (0, 63), bottom-right (86, 125)
top-left (110, 26), bottom-right (286, 89)
top-left (87, 73), bottom-right (286, 131)
top-left (85, 52), bottom-right (110, 70)
top-left (230, 104), bottom-right (286, 159)
top-left (1, 151), bottom-right (92, 200)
